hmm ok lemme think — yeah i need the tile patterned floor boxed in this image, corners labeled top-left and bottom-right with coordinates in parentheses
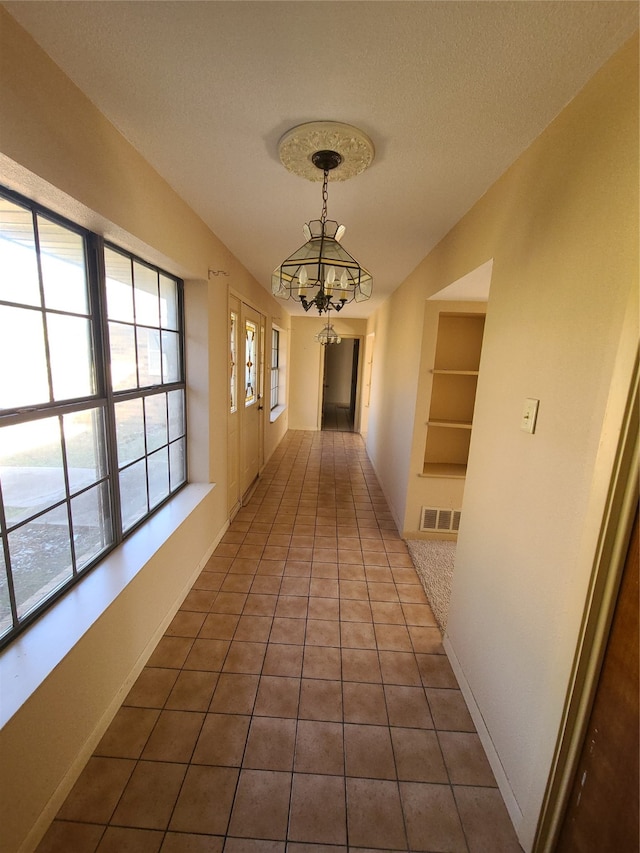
top-left (37, 431), bottom-right (522, 853)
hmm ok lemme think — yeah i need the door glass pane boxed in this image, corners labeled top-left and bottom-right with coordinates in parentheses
top-left (0, 547), bottom-right (11, 639)
top-left (230, 311), bottom-right (237, 413)
top-left (145, 393), bottom-right (168, 454)
top-left (137, 327), bottom-right (161, 387)
top-left (109, 321), bottom-right (137, 391)
top-left (115, 398), bottom-right (145, 467)
top-left (0, 417), bottom-right (65, 526)
top-left (37, 215), bottom-right (88, 315)
top-left (169, 438), bottom-right (186, 489)
top-left (105, 247), bottom-right (134, 322)
top-left (63, 408), bottom-right (107, 493)
top-left (160, 275), bottom-right (178, 330)
top-left (0, 198), bottom-right (40, 307)
top-left (48, 314), bottom-right (95, 401)
top-left (133, 261), bottom-right (159, 327)
top-left (0, 306), bottom-right (49, 409)
top-left (148, 448), bottom-right (169, 508)
top-left (168, 389), bottom-right (184, 441)
top-left (71, 483), bottom-right (112, 570)
top-left (10, 504), bottom-right (73, 619)
top-left (161, 330), bottom-right (180, 383)
top-left (245, 319), bottom-right (257, 406)
top-left (120, 460), bottom-right (148, 532)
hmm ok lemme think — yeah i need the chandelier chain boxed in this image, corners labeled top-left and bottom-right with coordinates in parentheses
top-left (321, 169), bottom-right (329, 225)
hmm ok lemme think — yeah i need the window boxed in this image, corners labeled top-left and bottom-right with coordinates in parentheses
top-left (270, 328), bottom-right (280, 410)
top-left (0, 187), bottom-right (186, 648)
top-left (245, 319), bottom-right (257, 406)
top-left (230, 310), bottom-right (237, 413)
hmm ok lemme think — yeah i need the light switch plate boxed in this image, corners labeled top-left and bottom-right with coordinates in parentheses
top-left (521, 398), bottom-right (539, 434)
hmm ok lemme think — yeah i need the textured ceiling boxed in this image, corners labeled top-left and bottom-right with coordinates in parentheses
top-left (4, 1), bottom-right (638, 316)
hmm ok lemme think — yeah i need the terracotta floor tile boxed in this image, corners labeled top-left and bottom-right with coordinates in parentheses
top-left (279, 576), bottom-right (310, 596)
top-left (390, 727), bottom-right (448, 782)
top-left (294, 720), bottom-right (344, 775)
top-left (243, 716), bottom-right (296, 771)
top-left (268, 616), bottom-right (305, 645)
top-left (417, 652), bottom-right (458, 687)
top-left (298, 678), bottom-right (343, 721)
top-left (378, 650), bottom-right (422, 686)
top-left (224, 840), bottom-right (283, 853)
top-left (367, 582), bottom-right (399, 602)
top-left (274, 596), bottom-right (308, 618)
top-left (165, 671), bottom-right (219, 712)
top-left (192, 713), bottom-right (250, 766)
top-left (384, 684), bottom-right (434, 729)
top-left (35, 820), bottom-right (105, 853)
top-left (111, 760), bottom-right (186, 829)
top-left (364, 566), bottom-right (394, 583)
top-left (344, 724), bottom-right (396, 779)
top-left (341, 648), bottom-right (382, 683)
top-left (439, 731), bottom-right (497, 786)
top-left (192, 570), bottom-right (225, 591)
top-left (147, 636), bottom-right (193, 669)
top-left (345, 778), bottom-right (407, 850)
top-left (262, 642), bottom-right (303, 677)
top-left (209, 673), bottom-right (259, 715)
top-left (95, 707), bottom-right (159, 759)
top-left (222, 641), bottom-right (266, 674)
top-left (242, 593), bottom-right (278, 617)
top-left (307, 596), bottom-right (340, 620)
top-left (233, 615), bottom-right (273, 643)
top-left (57, 756), bottom-right (135, 823)
top-left (124, 667), bottom-right (179, 709)
top-left (311, 562), bottom-right (339, 579)
top-left (212, 591), bottom-right (248, 614)
top-left (343, 681), bottom-right (388, 725)
top-left (399, 781), bottom-right (467, 852)
top-left (426, 688), bottom-right (476, 731)
top-left (162, 833), bottom-right (224, 851)
top-left (309, 577), bottom-right (339, 597)
top-left (166, 610), bottom-right (207, 637)
top-left (337, 564), bottom-right (366, 581)
top-left (454, 786), bottom-right (523, 852)
top-left (369, 601), bottom-right (404, 624)
top-left (96, 826), bottom-right (164, 852)
top-left (183, 639), bottom-right (230, 672)
top-left (340, 621), bottom-right (376, 649)
top-left (256, 560), bottom-right (285, 577)
top-left (250, 575), bottom-right (281, 595)
top-left (169, 765), bottom-right (238, 835)
top-left (253, 675), bottom-right (301, 717)
top-left (302, 646), bottom-right (342, 680)
top-left (221, 573), bottom-right (254, 592)
top-left (402, 602), bottom-right (435, 626)
top-left (409, 625), bottom-right (444, 654)
top-left (199, 613), bottom-right (240, 640)
top-left (374, 623), bottom-right (413, 651)
top-left (338, 579), bottom-right (368, 600)
top-left (227, 770), bottom-right (291, 840)
top-left (288, 774), bottom-right (347, 845)
top-left (229, 558), bottom-right (260, 575)
top-left (142, 710), bottom-right (205, 762)
top-left (305, 618), bottom-right (340, 646)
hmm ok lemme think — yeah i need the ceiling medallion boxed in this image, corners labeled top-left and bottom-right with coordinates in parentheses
top-left (278, 121), bottom-right (375, 182)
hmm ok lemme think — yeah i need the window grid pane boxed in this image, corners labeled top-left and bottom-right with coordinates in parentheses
top-left (0, 187), bottom-right (186, 649)
top-left (271, 328), bottom-right (280, 410)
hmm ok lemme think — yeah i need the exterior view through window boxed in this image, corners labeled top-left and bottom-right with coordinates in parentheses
top-left (0, 187), bottom-right (186, 648)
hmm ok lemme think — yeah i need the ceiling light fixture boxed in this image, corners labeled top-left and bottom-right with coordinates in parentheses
top-left (272, 121), bottom-right (374, 315)
top-left (315, 310), bottom-right (342, 346)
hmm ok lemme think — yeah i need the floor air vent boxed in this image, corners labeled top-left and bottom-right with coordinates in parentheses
top-left (419, 506), bottom-right (461, 533)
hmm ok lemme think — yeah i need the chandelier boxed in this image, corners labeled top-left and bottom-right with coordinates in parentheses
top-left (315, 311), bottom-right (342, 346)
top-left (272, 122), bottom-right (374, 315)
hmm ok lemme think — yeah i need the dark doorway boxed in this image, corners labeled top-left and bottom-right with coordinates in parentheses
top-left (321, 338), bottom-right (360, 432)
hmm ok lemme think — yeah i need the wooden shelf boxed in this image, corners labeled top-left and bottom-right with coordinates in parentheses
top-left (421, 462), bottom-right (468, 479)
top-left (427, 419), bottom-right (472, 429)
top-left (431, 369), bottom-right (479, 376)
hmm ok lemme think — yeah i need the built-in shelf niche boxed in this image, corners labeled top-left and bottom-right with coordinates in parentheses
top-left (423, 312), bottom-right (485, 478)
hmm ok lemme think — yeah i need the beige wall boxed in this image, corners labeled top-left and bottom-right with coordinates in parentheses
top-left (364, 34), bottom-right (638, 851)
top-left (0, 10), bottom-right (289, 852)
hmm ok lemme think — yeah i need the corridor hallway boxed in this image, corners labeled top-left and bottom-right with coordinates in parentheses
top-left (37, 431), bottom-right (521, 853)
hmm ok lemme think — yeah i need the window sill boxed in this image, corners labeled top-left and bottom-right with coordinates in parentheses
top-left (269, 405), bottom-right (287, 423)
top-left (0, 482), bottom-right (215, 729)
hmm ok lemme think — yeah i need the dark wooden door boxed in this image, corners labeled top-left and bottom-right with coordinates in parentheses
top-left (555, 508), bottom-right (639, 852)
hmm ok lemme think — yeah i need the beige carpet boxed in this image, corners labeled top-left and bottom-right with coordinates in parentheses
top-left (405, 539), bottom-right (456, 632)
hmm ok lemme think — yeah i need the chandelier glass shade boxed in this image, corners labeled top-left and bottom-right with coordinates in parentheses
top-left (272, 216), bottom-right (372, 314)
top-left (272, 130), bottom-right (373, 316)
top-left (315, 312), bottom-right (342, 346)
